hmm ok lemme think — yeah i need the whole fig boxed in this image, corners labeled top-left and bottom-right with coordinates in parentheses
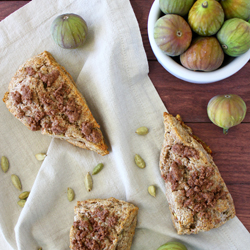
top-left (154, 14), bottom-right (192, 56)
top-left (51, 13), bottom-right (88, 49)
top-left (220, 0), bottom-right (250, 21)
top-left (180, 37), bottom-right (224, 71)
top-left (207, 94), bottom-right (247, 134)
top-left (217, 18), bottom-right (250, 57)
top-left (188, 0), bottom-right (224, 36)
top-left (157, 241), bottom-right (187, 250)
top-left (159, 0), bottom-right (195, 16)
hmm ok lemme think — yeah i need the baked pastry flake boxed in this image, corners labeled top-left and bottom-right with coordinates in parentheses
top-left (159, 112), bottom-right (235, 234)
top-left (3, 51), bottom-right (108, 156)
top-left (70, 198), bottom-right (139, 250)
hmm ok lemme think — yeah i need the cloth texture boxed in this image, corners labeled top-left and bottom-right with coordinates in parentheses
top-left (0, 0), bottom-right (250, 249)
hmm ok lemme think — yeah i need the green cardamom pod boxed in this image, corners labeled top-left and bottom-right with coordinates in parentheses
top-left (134, 154), bottom-right (146, 169)
top-left (35, 153), bottom-right (46, 161)
top-left (17, 199), bottom-right (26, 208)
top-left (19, 191), bottom-right (30, 200)
top-left (92, 163), bottom-right (104, 175)
top-left (67, 187), bottom-right (75, 202)
top-left (11, 174), bottom-right (22, 191)
top-left (84, 172), bottom-right (93, 192)
top-left (82, 217), bottom-right (93, 231)
top-left (148, 185), bottom-right (156, 197)
top-left (1, 156), bottom-right (9, 173)
top-left (136, 126), bottom-right (149, 135)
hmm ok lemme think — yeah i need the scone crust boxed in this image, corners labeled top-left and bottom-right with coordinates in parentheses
top-left (3, 51), bottom-right (108, 156)
top-left (69, 198), bottom-right (138, 250)
top-left (160, 112), bottom-right (235, 234)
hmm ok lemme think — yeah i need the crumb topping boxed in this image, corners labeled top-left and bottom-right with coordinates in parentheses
top-left (162, 144), bottom-right (228, 221)
top-left (71, 206), bottom-right (119, 250)
top-left (8, 64), bottom-right (101, 142)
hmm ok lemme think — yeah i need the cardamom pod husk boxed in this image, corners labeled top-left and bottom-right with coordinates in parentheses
top-left (1, 156), bottom-right (9, 173)
top-left (136, 126), bottom-right (149, 135)
top-left (92, 163), bottom-right (104, 175)
top-left (67, 187), bottom-right (75, 202)
top-left (35, 153), bottom-right (46, 161)
top-left (148, 185), bottom-right (156, 197)
top-left (134, 154), bottom-right (146, 169)
top-left (19, 191), bottom-right (30, 200)
top-left (17, 199), bottom-right (26, 208)
top-left (11, 174), bottom-right (22, 191)
top-left (84, 172), bottom-right (93, 192)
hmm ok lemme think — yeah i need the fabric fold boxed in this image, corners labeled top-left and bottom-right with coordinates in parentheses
top-left (0, 0), bottom-right (249, 249)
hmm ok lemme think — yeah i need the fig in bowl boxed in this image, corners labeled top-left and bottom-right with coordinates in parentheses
top-left (154, 14), bottom-right (192, 56)
top-left (188, 0), bottom-right (224, 36)
top-left (159, 0), bottom-right (194, 16)
top-left (220, 0), bottom-right (250, 21)
top-left (217, 18), bottom-right (250, 57)
top-left (180, 36), bottom-right (224, 71)
top-left (147, 0), bottom-right (250, 84)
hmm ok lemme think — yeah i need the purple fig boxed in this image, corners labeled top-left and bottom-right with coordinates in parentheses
top-left (154, 14), bottom-right (192, 56)
top-left (180, 37), bottom-right (224, 71)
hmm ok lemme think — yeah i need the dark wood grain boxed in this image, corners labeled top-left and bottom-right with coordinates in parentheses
top-left (0, 1), bottom-right (29, 21)
top-left (1, 0), bottom-right (250, 233)
top-left (148, 61), bottom-right (250, 122)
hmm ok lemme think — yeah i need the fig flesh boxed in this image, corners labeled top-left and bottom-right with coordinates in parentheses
top-left (220, 0), bottom-right (250, 21)
top-left (217, 18), bottom-right (250, 57)
top-left (159, 0), bottom-right (195, 16)
top-left (154, 14), bottom-right (192, 56)
top-left (180, 37), bottom-right (224, 71)
top-left (207, 94), bottom-right (247, 134)
top-left (188, 0), bottom-right (224, 36)
top-left (51, 13), bottom-right (88, 49)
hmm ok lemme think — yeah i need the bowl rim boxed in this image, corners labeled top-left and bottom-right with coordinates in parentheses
top-left (147, 0), bottom-right (250, 84)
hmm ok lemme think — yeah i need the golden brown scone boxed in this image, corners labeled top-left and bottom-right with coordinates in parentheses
top-left (3, 51), bottom-right (108, 156)
top-left (159, 112), bottom-right (235, 234)
top-left (69, 198), bottom-right (139, 250)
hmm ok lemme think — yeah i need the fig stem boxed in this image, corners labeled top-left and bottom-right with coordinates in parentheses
top-left (222, 44), bottom-right (228, 50)
top-left (223, 128), bottom-right (229, 134)
top-left (202, 1), bottom-right (208, 8)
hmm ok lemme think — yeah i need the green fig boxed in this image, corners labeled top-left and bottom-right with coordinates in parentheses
top-left (220, 0), bottom-right (250, 21)
top-left (217, 18), bottom-right (250, 57)
top-left (159, 0), bottom-right (195, 16)
top-left (207, 94), bottom-right (247, 134)
top-left (188, 0), bottom-right (224, 36)
top-left (180, 36), bottom-right (224, 71)
top-left (154, 14), bottom-right (192, 56)
top-left (51, 13), bottom-right (88, 49)
top-left (157, 241), bottom-right (187, 250)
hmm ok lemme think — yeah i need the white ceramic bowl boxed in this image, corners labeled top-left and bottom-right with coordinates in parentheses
top-left (147, 0), bottom-right (250, 84)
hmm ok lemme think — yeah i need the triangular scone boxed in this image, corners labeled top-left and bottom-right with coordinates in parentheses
top-left (159, 112), bottom-right (235, 234)
top-left (69, 198), bottom-right (139, 250)
top-left (3, 51), bottom-right (108, 156)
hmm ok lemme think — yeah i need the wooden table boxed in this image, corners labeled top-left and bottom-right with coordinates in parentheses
top-left (1, 0), bottom-right (249, 232)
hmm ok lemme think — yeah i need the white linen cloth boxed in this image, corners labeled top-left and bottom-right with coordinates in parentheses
top-left (0, 0), bottom-right (250, 249)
